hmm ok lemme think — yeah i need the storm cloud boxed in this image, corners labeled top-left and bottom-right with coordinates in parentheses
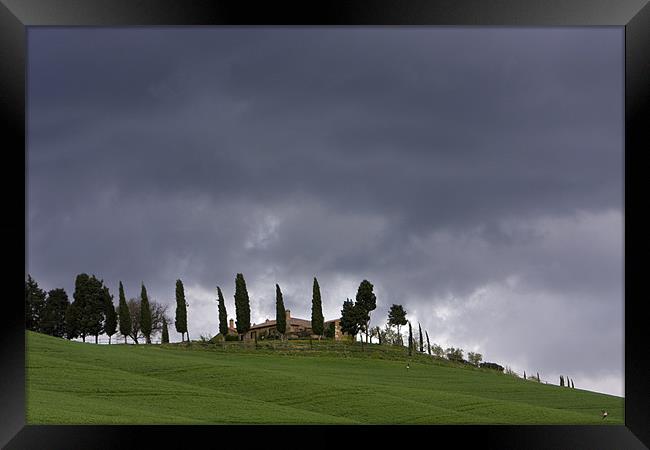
top-left (27, 27), bottom-right (623, 396)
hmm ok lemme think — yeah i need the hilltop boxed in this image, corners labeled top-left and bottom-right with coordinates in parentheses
top-left (26, 331), bottom-right (623, 424)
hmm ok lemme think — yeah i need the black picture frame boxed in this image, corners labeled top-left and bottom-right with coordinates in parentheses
top-left (2, 0), bottom-right (648, 448)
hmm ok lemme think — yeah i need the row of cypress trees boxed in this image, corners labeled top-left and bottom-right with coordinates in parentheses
top-left (560, 375), bottom-right (575, 388)
top-left (215, 274), bottom-right (326, 341)
top-left (67, 275), bottom-right (147, 344)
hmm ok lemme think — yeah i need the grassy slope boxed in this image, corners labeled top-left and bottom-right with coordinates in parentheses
top-left (26, 331), bottom-right (623, 424)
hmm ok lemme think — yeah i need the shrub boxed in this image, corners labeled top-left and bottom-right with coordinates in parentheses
top-left (225, 334), bottom-right (240, 341)
top-left (430, 343), bottom-right (444, 357)
top-left (324, 322), bottom-right (336, 339)
top-left (445, 347), bottom-right (464, 363)
top-left (479, 362), bottom-right (505, 372)
top-left (295, 329), bottom-right (313, 339)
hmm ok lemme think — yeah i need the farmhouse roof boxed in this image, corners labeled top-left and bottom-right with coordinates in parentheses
top-left (249, 317), bottom-right (312, 330)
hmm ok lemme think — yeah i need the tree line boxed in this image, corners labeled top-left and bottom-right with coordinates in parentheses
top-left (25, 272), bottom-right (476, 357)
top-left (27, 272), bottom-right (566, 387)
top-left (25, 274), bottom-right (187, 345)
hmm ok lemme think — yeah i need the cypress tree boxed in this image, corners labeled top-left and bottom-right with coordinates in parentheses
top-left (418, 323), bottom-right (424, 353)
top-left (571, 379), bottom-right (575, 389)
top-left (175, 279), bottom-right (188, 342)
top-left (355, 280), bottom-right (377, 344)
top-left (140, 283), bottom-right (152, 344)
top-left (524, 370), bottom-right (526, 380)
top-left (234, 273), bottom-right (251, 340)
top-left (560, 375), bottom-right (564, 387)
top-left (41, 288), bottom-right (70, 338)
top-left (311, 277), bottom-right (324, 339)
top-left (217, 286), bottom-right (228, 337)
top-left (103, 286), bottom-right (117, 344)
top-left (25, 275), bottom-right (47, 332)
top-left (425, 330), bottom-right (431, 355)
top-left (408, 321), bottom-right (413, 356)
top-left (117, 281), bottom-right (131, 344)
top-left (537, 372), bottom-right (540, 382)
top-left (275, 284), bottom-right (286, 338)
top-left (161, 318), bottom-right (169, 344)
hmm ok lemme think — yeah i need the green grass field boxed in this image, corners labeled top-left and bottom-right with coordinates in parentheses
top-left (26, 331), bottom-right (623, 424)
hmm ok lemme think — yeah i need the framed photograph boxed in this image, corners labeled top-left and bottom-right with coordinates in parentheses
top-left (2, 0), bottom-right (648, 448)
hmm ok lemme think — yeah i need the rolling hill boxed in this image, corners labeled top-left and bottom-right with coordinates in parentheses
top-left (26, 331), bottom-right (623, 424)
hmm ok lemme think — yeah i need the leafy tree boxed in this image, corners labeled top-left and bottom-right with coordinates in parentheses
top-left (71, 274), bottom-right (90, 342)
top-left (127, 297), bottom-right (169, 344)
top-left (275, 284), bottom-right (286, 338)
top-left (425, 330), bottom-right (431, 355)
top-left (25, 275), bottom-right (46, 332)
top-left (408, 321), bottom-right (413, 356)
top-left (175, 279), bottom-right (188, 342)
top-left (88, 276), bottom-right (107, 344)
top-left (217, 286), bottom-right (228, 337)
top-left (311, 278), bottom-right (324, 339)
top-left (72, 274), bottom-right (104, 343)
top-left (150, 302), bottom-right (170, 338)
top-left (65, 302), bottom-right (81, 340)
top-left (339, 298), bottom-right (360, 339)
top-left (234, 273), bottom-right (251, 340)
top-left (102, 286), bottom-right (117, 344)
top-left (117, 281), bottom-right (132, 344)
top-left (355, 280), bottom-right (377, 343)
top-left (387, 304), bottom-right (407, 345)
top-left (370, 326), bottom-right (383, 345)
top-left (40, 288), bottom-right (69, 338)
top-left (127, 298), bottom-right (141, 344)
top-left (418, 323), bottom-right (424, 353)
top-left (161, 318), bottom-right (169, 344)
top-left (467, 352), bottom-right (483, 366)
top-left (379, 324), bottom-right (402, 345)
top-left (140, 283), bottom-right (153, 344)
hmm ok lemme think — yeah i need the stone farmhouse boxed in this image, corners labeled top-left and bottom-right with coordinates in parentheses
top-left (218, 310), bottom-right (346, 341)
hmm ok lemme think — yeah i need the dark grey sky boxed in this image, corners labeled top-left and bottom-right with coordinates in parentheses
top-left (27, 27), bottom-right (623, 396)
